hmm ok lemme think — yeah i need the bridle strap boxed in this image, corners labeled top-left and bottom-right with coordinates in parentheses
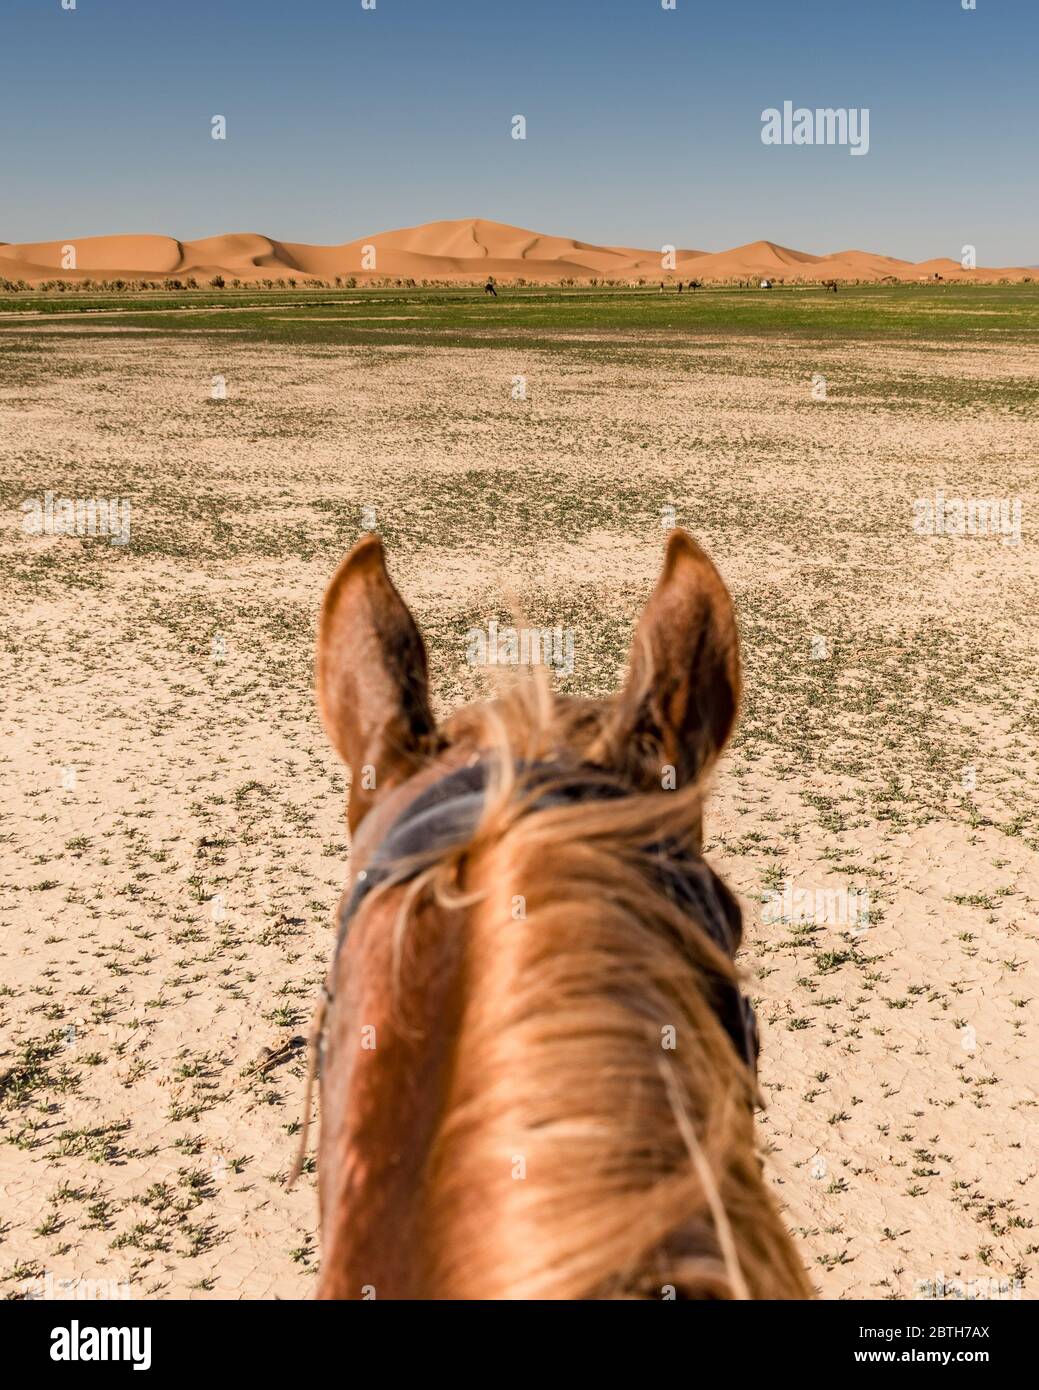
top-left (287, 759), bottom-right (759, 1187)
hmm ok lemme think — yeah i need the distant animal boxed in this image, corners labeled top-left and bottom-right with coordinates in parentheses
top-left (307, 530), bottom-right (814, 1300)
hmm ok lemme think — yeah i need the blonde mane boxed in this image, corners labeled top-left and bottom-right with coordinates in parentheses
top-left (322, 677), bottom-right (812, 1300)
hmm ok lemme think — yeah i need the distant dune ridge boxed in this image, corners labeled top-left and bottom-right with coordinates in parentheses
top-left (0, 217), bottom-right (1032, 284)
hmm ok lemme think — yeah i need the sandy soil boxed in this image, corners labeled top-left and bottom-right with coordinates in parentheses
top-left (1, 329), bottom-right (1037, 1300)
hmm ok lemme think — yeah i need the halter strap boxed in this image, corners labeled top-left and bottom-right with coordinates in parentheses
top-left (286, 760), bottom-right (759, 1187)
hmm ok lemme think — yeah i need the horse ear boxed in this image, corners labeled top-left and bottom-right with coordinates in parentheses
top-left (602, 530), bottom-right (740, 788)
top-left (316, 536), bottom-right (437, 831)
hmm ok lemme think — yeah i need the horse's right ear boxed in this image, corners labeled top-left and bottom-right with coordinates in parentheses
top-left (599, 530), bottom-right (741, 789)
top-left (316, 536), bottom-right (437, 832)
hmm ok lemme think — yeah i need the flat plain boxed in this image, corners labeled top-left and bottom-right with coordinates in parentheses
top-left (2, 284), bottom-right (1037, 1300)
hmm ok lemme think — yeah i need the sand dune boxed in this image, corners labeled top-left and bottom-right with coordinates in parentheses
top-left (679, 239), bottom-right (824, 280)
top-left (811, 249), bottom-right (913, 279)
top-left (0, 218), bottom-right (1031, 283)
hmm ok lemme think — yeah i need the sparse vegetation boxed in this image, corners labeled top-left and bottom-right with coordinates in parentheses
top-left (1, 282), bottom-right (1035, 1300)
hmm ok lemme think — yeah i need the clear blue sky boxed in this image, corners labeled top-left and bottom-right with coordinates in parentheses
top-left (3, 0), bottom-right (1036, 263)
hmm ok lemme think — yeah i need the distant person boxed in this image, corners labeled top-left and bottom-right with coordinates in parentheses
top-left (485, 279), bottom-right (497, 296)
top-left (677, 281), bottom-right (684, 293)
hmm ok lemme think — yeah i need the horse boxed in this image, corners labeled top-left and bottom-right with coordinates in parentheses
top-left (308, 529), bottom-right (813, 1299)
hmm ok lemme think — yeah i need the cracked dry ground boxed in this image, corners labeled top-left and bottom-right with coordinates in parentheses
top-left (1, 329), bottom-right (1037, 1299)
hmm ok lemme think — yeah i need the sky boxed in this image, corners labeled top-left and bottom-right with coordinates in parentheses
top-left (2, 0), bottom-right (1037, 263)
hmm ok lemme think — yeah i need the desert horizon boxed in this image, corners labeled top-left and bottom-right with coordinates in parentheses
top-left (1, 216), bottom-right (1034, 285)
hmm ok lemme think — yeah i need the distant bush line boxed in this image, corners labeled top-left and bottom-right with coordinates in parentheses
top-left (0, 274), bottom-right (1030, 293)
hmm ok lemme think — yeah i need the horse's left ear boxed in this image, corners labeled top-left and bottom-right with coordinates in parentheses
top-left (599, 529), bottom-right (741, 788)
top-left (316, 535), bottom-right (437, 832)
